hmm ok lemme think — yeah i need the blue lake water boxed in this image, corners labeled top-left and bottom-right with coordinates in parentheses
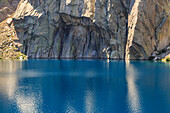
top-left (0, 59), bottom-right (169, 113)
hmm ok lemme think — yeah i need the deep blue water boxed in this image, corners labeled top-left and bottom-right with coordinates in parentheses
top-left (0, 59), bottom-right (169, 113)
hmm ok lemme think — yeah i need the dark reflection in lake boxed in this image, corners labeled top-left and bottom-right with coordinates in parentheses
top-left (0, 60), bottom-right (169, 113)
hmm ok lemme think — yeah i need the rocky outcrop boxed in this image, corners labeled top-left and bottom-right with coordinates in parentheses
top-left (13, 0), bottom-right (128, 59)
top-left (10, 0), bottom-right (170, 59)
top-left (0, 18), bottom-right (27, 60)
top-left (126, 0), bottom-right (170, 59)
top-left (150, 45), bottom-right (170, 61)
top-left (0, 0), bottom-right (20, 22)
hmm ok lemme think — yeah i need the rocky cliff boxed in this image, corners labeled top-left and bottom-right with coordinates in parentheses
top-left (0, 0), bottom-right (20, 22)
top-left (5, 0), bottom-right (170, 59)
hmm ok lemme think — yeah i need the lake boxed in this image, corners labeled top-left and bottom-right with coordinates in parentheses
top-left (0, 60), bottom-right (169, 113)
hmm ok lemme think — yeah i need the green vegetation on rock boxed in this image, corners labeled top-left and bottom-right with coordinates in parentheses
top-left (162, 54), bottom-right (170, 62)
top-left (0, 17), bottom-right (27, 60)
top-left (0, 37), bottom-right (27, 60)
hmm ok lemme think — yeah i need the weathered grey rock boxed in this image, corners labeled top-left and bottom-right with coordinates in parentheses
top-left (167, 46), bottom-right (170, 50)
top-left (0, 0), bottom-right (20, 22)
top-left (11, 0), bottom-right (169, 59)
top-left (151, 45), bottom-right (170, 60)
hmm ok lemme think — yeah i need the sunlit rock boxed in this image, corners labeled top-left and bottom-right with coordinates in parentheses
top-left (0, 0), bottom-right (168, 60)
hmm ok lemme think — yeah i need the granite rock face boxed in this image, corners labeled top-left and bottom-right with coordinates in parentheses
top-left (126, 0), bottom-right (170, 59)
top-left (12, 0), bottom-right (170, 59)
top-left (0, 0), bottom-right (20, 22)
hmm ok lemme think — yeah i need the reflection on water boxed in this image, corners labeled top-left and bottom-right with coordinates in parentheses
top-left (126, 61), bottom-right (142, 113)
top-left (0, 76), bottom-right (17, 99)
top-left (0, 60), bottom-right (42, 113)
top-left (0, 60), bottom-right (22, 73)
top-left (0, 60), bottom-right (169, 113)
top-left (85, 90), bottom-right (95, 113)
top-left (0, 60), bottom-right (21, 99)
top-left (15, 85), bottom-right (43, 113)
top-left (65, 101), bottom-right (77, 113)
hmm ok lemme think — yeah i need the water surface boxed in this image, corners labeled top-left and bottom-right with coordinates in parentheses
top-left (0, 60), bottom-right (169, 113)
